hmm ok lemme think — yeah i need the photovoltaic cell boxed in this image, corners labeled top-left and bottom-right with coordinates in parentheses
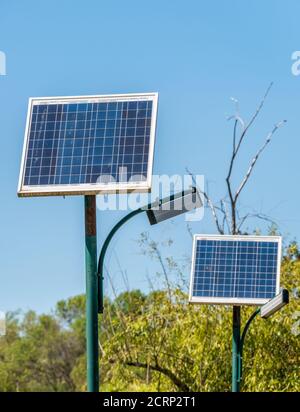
top-left (189, 235), bottom-right (281, 305)
top-left (18, 93), bottom-right (158, 196)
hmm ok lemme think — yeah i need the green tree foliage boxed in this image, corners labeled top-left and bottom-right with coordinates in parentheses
top-left (0, 298), bottom-right (85, 391)
top-left (101, 257), bottom-right (299, 392)
top-left (0, 243), bottom-right (299, 392)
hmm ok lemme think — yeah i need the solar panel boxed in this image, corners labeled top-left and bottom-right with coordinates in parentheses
top-left (189, 235), bottom-right (281, 306)
top-left (18, 93), bottom-right (158, 197)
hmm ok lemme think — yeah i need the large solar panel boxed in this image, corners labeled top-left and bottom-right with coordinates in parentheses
top-left (189, 235), bottom-right (281, 306)
top-left (18, 93), bottom-right (158, 197)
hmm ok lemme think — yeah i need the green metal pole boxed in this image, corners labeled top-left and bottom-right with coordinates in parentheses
top-left (232, 306), bottom-right (241, 392)
top-left (84, 195), bottom-right (99, 392)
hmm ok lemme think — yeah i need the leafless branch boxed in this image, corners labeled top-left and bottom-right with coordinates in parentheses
top-left (186, 168), bottom-right (224, 234)
top-left (233, 82), bottom-right (273, 157)
top-left (148, 239), bottom-right (172, 301)
top-left (226, 117), bottom-right (239, 232)
top-left (237, 212), bottom-right (278, 233)
top-left (225, 83), bottom-right (275, 233)
top-left (220, 199), bottom-right (231, 233)
top-left (234, 120), bottom-right (286, 202)
top-left (186, 223), bottom-right (194, 239)
top-left (105, 271), bottom-right (133, 358)
top-left (124, 360), bottom-right (192, 392)
top-left (113, 252), bottom-right (130, 291)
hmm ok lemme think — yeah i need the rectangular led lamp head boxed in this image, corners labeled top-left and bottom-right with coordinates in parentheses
top-left (145, 187), bottom-right (202, 225)
top-left (260, 289), bottom-right (289, 319)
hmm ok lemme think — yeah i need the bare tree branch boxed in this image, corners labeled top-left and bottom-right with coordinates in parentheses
top-left (124, 360), bottom-right (192, 392)
top-left (233, 82), bottom-right (273, 157)
top-left (220, 199), bottom-right (231, 234)
top-left (225, 118), bottom-right (240, 232)
top-left (151, 242), bottom-right (172, 301)
top-left (234, 120), bottom-right (286, 202)
top-left (225, 83), bottom-right (274, 233)
top-left (237, 212), bottom-right (278, 233)
top-left (106, 271), bottom-right (134, 359)
top-left (186, 168), bottom-right (224, 234)
top-left (112, 252), bottom-right (131, 292)
top-left (187, 85), bottom-right (284, 236)
top-left (186, 223), bottom-right (194, 239)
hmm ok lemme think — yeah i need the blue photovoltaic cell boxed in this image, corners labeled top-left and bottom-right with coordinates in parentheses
top-left (192, 239), bottom-right (279, 300)
top-left (23, 99), bottom-right (153, 186)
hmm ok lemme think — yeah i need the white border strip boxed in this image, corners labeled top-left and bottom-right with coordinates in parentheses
top-left (189, 234), bottom-right (282, 306)
top-left (17, 92), bottom-right (158, 197)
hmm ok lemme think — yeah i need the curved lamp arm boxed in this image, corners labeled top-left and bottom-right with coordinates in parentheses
top-left (96, 187), bottom-right (199, 313)
top-left (239, 307), bottom-right (260, 382)
top-left (97, 207), bottom-right (145, 313)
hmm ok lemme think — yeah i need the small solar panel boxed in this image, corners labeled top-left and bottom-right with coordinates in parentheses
top-left (189, 235), bottom-right (281, 306)
top-left (18, 93), bottom-right (158, 197)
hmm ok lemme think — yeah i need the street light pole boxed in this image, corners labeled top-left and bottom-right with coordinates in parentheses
top-left (232, 289), bottom-right (288, 392)
top-left (84, 195), bottom-right (99, 392)
top-left (97, 187), bottom-right (201, 313)
top-left (239, 307), bottom-right (260, 385)
top-left (232, 307), bottom-right (260, 392)
top-left (94, 187), bottom-right (201, 394)
top-left (232, 306), bottom-right (241, 392)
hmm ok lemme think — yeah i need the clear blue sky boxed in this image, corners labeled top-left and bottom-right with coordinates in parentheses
top-left (0, 0), bottom-right (299, 313)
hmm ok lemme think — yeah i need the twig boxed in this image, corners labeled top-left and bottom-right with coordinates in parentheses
top-left (186, 168), bottom-right (224, 234)
top-left (226, 83), bottom-right (274, 233)
top-left (220, 199), bottom-right (231, 233)
top-left (234, 120), bottom-right (286, 202)
top-left (237, 212), bottom-right (278, 233)
top-left (124, 360), bottom-right (192, 392)
top-left (234, 82), bottom-right (273, 157)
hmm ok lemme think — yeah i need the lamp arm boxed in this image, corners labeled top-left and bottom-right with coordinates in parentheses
top-left (97, 207), bottom-right (145, 313)
top-left (239, 307), bottom-right (260, 382)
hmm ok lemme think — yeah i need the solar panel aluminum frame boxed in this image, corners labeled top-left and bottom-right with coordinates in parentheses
top-left (189, 234), bottom-right (282, 306)
top-left (17, 92), bottom-right (158, 197)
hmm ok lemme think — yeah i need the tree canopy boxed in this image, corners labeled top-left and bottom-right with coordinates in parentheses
top-left (0, 243), bottom-right (299, 392)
